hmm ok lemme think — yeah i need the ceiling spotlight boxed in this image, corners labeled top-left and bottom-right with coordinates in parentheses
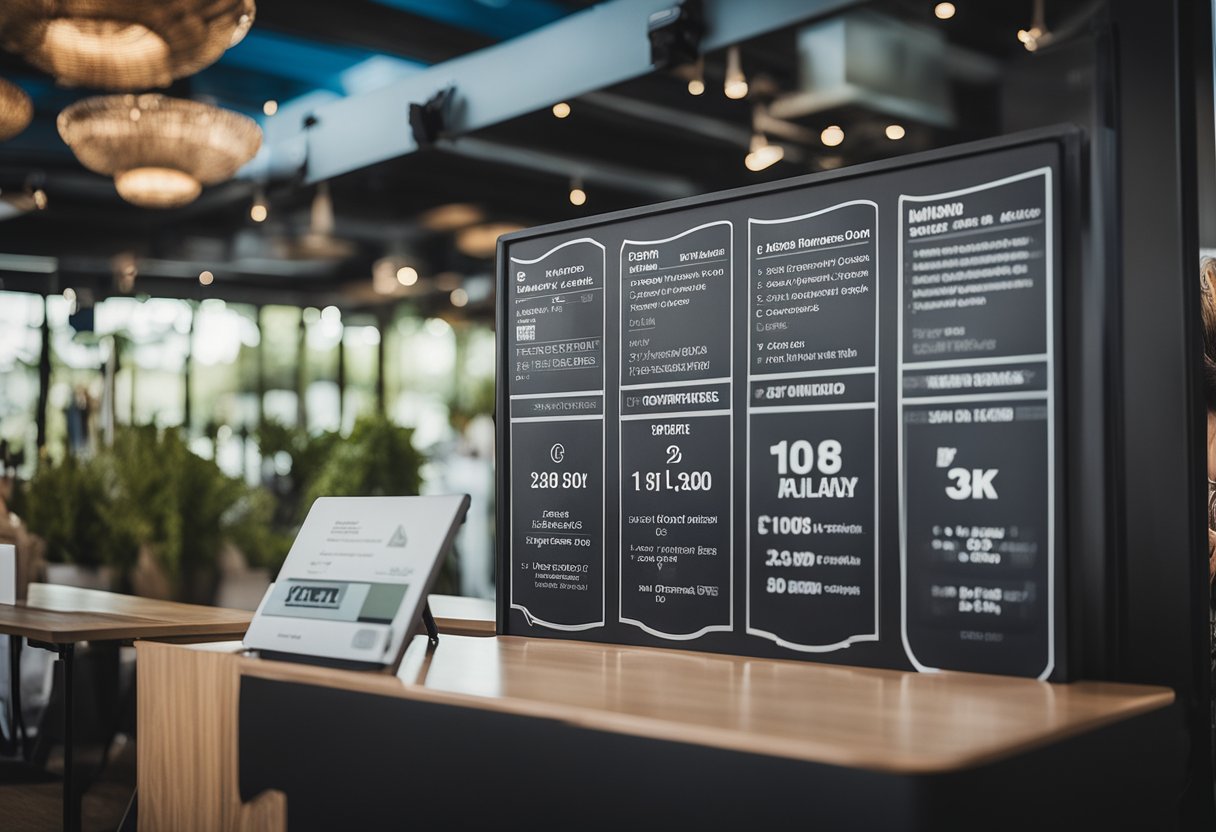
top-left (724, 46), bottom-right (748, 100)
top-left (199, 270), bottom-right (214, 285)
top-left (456, 223), bottom-right (525, 259)
top-left (419, 202), bottom-right (483, 231)
top-left (450, 288), bottom-right (469, 308)
top-left (552, 101), bottom-right (571, 119)
top-left (885, 124), bottom-right (906, 140)
top-left (744, 133), bottom-right (783, 172)
top-left (820, 124), bottom-right (845, 147)
top-left (1019, 0), bottom-right (1049, 52)
top-left (687, 56), bottom-right (705, 96)
top-left (113, 252), bottom-right (138, 293)
top-left (934, 2), bottom-right (956, 20)
top-left (569, 179), bottom-right (587, 207)
top-left (396, 265), bottom-right (418, 286)
top-left (310, 182), bottom-right (334, 237)
top-left (262, 99), bottom-right (278, 116)
top-left (250, 187), bottom-right (268, 222)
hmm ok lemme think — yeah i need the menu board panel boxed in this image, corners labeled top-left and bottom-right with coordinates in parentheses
top-left (898, 168), bottom-right (1055, 678)
top-left (499, 132), bottom-right (1071, 679)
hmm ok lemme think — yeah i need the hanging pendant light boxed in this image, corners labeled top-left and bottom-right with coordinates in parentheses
top-left (58, 94), bottom-right (262, 209)
top-left (0, 78), bottom-right (33, 141)
top-left (0, 0), bottom-right (255, 90)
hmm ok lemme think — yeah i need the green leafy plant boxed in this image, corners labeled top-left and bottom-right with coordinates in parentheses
top-left (300, 414), bottom-right (459, 594)
top-left (20, 425), bottom-right (289, 600)
top-left (20, 452), bottom-right (140, 573)
top-left (302, 415), bottom-right (424, 510)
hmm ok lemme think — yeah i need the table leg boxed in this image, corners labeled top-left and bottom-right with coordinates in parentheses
top-left (62, 643), bottom-right (79, 832)
top-left (9, 637), bottom-right (28, 759)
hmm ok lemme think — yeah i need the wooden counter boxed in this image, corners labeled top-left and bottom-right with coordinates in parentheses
top-left (137, 633), bottom-right (1177, 831)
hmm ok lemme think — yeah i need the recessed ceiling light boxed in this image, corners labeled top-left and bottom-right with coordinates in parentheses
top-left (820, 125), bottom-right (845, 147)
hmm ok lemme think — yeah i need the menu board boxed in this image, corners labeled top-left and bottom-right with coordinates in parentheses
top-left (498, 132), bottom-right (1070, 679)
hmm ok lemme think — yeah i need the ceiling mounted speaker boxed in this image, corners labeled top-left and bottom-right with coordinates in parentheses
top-left (0, 78), bottom-right (33, 141)
top-left (58, 94), bottom-right (262, 208)
top-left (0, 0), bottom-right (255, 90)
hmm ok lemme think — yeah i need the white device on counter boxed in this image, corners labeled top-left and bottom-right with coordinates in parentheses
top-left (0, 543), bottom-right (14, 604)
top-left (243, 495), bottom-right (469, 671)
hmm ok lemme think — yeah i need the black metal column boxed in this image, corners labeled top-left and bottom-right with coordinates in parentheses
top-left (1110, 0), bottom-right (1214, 823)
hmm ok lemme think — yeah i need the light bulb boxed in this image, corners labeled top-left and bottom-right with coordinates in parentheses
top-left (569, 187), bottom-right (587, 206)
top-left (885, 124), bottom-right (906, 140)
top-left (934, 2), bottom-right (956, 20)
top-left (820, 125), bottom-right (845, 147)
top-left (396, 266), bottom-right (418, 286)
top-left (724, 46), bottom-right (748, 100)
top-left (199, 270), bottom-right (214, 286)
top-left (552, 101), bottom-right (571, 119)
top-left (688, 56), bottom-right (705, 96)
top-left (744, 134), bottom-right (783, 172)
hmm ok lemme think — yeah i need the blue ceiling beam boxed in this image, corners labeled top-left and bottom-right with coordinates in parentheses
top-left (219, 29), bottom-right (426, 93)
top-left (370, 0), bottom-right (571, 39)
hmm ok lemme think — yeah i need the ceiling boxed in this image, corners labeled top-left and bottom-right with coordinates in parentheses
top-left (0, 0), bottom-right (1099, 320)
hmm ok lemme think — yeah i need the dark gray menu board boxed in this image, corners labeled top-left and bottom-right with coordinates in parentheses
top-left (898, 168), bottom-right (1056, 679)
top-left (498, 131), bottom-right (1071, 679)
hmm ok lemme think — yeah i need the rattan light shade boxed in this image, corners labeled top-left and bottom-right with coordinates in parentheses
top-left (58, 94), bottom-right (262, 208)
top-left (0, 0), bottom-right (255, 90)
top-left (0, 78), bottom-right (33, 141)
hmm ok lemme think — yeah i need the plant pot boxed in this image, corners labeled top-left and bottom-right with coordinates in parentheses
top-left (45, 562), bottom-right (115, 591)
top-left (130, 543), bottom-right (173, 600)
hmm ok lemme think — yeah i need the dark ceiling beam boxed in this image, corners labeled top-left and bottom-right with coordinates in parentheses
top-left (253, 0), bottom-right (494, 64)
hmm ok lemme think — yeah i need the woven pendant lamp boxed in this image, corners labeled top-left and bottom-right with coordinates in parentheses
top-left (58, 93), bottom-right (262, 208)
top-left (0, 78), bottom-right (34, 141)
top-left (0, 0), bottom-right (255, 90)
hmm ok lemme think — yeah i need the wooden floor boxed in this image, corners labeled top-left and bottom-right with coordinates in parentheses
top-left (0, 737), bottom-right (135, 832)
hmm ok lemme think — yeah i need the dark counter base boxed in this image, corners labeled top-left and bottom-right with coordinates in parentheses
top-left (238, 676), bottom-right (1184, 831)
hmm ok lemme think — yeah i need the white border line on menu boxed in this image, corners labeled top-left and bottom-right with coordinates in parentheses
top-left (618, 220), bottom-right (735, 639)
top-left (897, 166), bottom-right (1055, 679)
top-left (509, 237), bottom-right (608, 632)
top-left (746, 199), bottom-right (881, 653)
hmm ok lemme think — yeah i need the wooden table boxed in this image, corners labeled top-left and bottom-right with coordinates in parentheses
top-left (1, 583), bottom-right (253, 832)
top-left (137, 634), bottom-right (1178, 831)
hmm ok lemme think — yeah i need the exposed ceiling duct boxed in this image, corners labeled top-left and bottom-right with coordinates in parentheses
top-left (769, 10), bottom-right (1000, 129)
